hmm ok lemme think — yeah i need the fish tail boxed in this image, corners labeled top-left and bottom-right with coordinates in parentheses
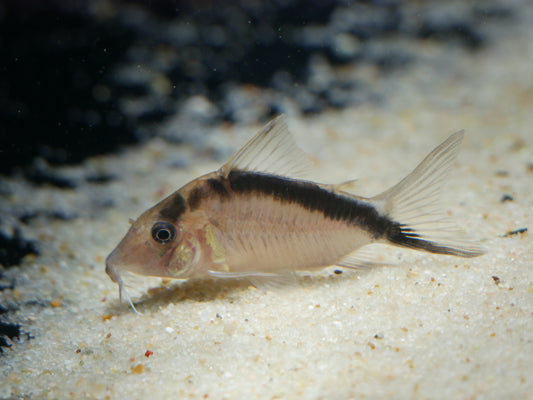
top-left (372, 131), bottom-right (486, 258)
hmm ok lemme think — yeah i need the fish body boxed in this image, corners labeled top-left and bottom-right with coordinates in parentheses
top-left (106, 116), bottom-right (485, 310)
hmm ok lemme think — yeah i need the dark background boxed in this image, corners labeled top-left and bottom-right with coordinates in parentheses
top-left (0, 0), bottom-right (510, 177)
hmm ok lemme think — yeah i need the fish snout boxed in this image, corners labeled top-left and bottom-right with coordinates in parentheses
top-left (105, 249), bottom-right (121, 283)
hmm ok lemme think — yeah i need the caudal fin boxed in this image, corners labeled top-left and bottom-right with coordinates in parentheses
top-left (372, 131), bottom-right (486, 258)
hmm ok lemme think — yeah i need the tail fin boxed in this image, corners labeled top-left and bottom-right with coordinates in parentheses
top-left (372, 131), bottom-right (486, 258)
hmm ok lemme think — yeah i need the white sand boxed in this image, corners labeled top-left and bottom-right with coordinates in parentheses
top-left (1, 7), bottom-right (532, 400)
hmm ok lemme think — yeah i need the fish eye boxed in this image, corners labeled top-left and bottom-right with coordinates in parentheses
top-left (151, 222), bottom-right (177, 244)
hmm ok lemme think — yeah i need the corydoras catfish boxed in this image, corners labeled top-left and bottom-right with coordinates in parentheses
top-left (106, 115), bottom-right (485, 312)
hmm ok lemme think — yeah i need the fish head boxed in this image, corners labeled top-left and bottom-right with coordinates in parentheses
top-left (106, 195), bottom-right (202, 286)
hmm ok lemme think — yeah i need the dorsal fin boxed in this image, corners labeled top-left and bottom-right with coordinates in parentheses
top-left (324, 179), bottom-right (360, 193)
top-left (220, 115), bottom-right (312, 178)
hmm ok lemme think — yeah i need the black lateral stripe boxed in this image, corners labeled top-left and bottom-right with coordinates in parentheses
top-left (187, 177), bottom-right (230, 211)
top-left (188, 187), bottom-right (207, 211)
top-left (158, 193), bottom-right (186, 221)
top-left (228, 170), bottom-right (393, 238)
top-left (207, 178), bottom-right (230, 198)
top-left (388, 225), bottom-right (480, 257)
top-left (387, 230), bottom-right (462, 256)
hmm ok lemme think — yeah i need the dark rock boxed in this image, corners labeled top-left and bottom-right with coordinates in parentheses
top-left (23, 160), bottom-right (78, 189)
top-left (503, 227), bottom-right (528, 237)
top-left (0, 229), bottom-right (40, 268)
top-left (85, 173), bottom-right (117, 184)
top-left (0, 320), bottom-right (21, 352)
top-left (18, 210), bottom-right (78, 225)
top-left (418, 20), bottom-right (485, 49)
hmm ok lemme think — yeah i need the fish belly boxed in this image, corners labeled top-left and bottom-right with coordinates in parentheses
top-left (209, 195), bottom-right (373, 274)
